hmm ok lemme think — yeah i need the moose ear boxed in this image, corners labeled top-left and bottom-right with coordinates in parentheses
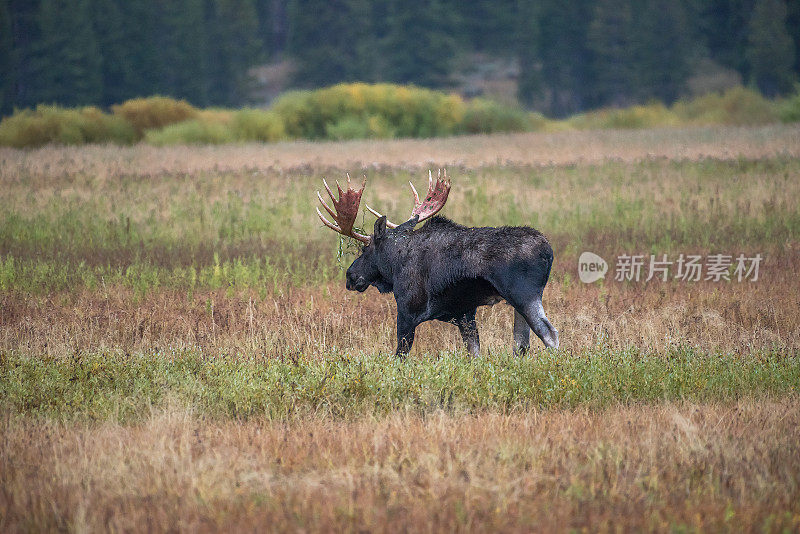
top-left (373, 215), bottom-right (388, 239)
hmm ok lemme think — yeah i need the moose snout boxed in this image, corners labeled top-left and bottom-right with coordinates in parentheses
top-left (346, 272), bottom-right (369, 292)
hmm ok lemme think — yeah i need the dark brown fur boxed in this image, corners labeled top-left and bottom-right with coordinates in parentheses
top-left (346, 216), bottom-right (559, 357)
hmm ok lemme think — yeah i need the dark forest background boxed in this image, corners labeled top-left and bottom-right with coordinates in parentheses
top-left (1, 0), bottom-right (798, 118)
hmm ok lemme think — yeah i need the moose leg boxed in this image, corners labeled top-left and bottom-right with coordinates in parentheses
top-left (489, 275), bottom-right (558, 350)
top-left (513, 309), bottom-right (530, 355)
top-left (456, 311), bottom-right (480, 357)
top-left (395, 314), bottom-right (417, 358)
top-left (518, 300), bottom-right (559, 349)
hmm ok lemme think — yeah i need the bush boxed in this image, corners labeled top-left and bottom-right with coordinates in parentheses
top-left (325, 114), bottom-right (396, 140)
top-left (112, 96), bottom-right (198, 135)
top-left (0, 105), bottom-right (136, 148)
top-left (270, 90), bottom-right (324, 139)
top-left (272, 83), bottom-right (531, 140)
top-left (231, 109), bottom-right (286, 142)
top-left (77, 106), bottom-right (137, 143)
top-left (777, 85), bottom-right (800, 123)
top-left (3, 84), bottom-right (791, 149)
top-left (195, 108), bottom-right (234, 124)
top-left (568, 102), bottom-right (679, 130)
top-left (460, 98), bottom-right (536, 134)
top-left (143, 119), bottom-right (233, 145)
top-left (325, 115), bottom-right (372, 140)
top-left (673, 86), bottom-right (778, 125)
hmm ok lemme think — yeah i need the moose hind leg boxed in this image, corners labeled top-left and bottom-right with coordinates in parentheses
top-left (456, 311), bottom-right (480, 357)
top-left (513, 309), bottom-right (530, 355)
top-left (519, 300), bottom-right (559, 349)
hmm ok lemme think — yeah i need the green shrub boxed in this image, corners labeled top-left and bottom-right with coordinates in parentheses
top-left (3, 84), bottom-right (791, 149)
top-left (673, 86), bottom-right (778, 125)
top-left (325, 115), bottom-right (372, 140)
top-left (325, 114), bottom-right (397, 140)
top-left (460, 98), bottom-right (535, 134)
top-left (777, 85), bottom-right (800, 123)
top-left (76, 106), bottom-right (137, 143)
top-left (272, 83), bottom-right (531, 140)
top-left (0, 105), bottom-right (136, 148)
top-left (569, 102), bottom-right (679, 130)
top-left (231, 109), bottom-right (286, 142)
top-left (2, 348), bottom-right (798, 421)
top-left (112, 96), bottom-right (198, 135)
top-left (196, 108), bottom-right (234, 124)
top-left (270, 89), bottom-right (324, 138)
top-left (144, 119), bottom-right (233, 145)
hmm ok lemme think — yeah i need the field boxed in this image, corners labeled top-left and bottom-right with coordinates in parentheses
top-left (1, 124), bottom-right (799, 532)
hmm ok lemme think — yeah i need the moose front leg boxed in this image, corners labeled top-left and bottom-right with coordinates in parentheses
top-left (395, 313), bottom-right (417, 358)
top-left (456, 311), bottom-right (480, 357)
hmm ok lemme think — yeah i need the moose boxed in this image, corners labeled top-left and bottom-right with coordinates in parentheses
top-left (316, 170), bottom-right (558, 357)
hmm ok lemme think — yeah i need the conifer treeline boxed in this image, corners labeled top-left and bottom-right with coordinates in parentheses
top-left (1, 0), bottom-right (798, 117)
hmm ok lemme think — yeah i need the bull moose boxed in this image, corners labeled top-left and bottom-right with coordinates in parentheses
top-left (316, 170), bottom-right (558, 357)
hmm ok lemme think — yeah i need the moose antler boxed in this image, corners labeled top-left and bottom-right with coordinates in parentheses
top-left (316, 173), bottom-right (371, 245)
top-left (366, 169), bottom-right (451, 228)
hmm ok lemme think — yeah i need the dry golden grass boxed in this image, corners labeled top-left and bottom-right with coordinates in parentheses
top-left (2, 123), bottom-right (799, 179)
top-left (1, 274), bottom-right (797, 360)
top-left (2, 126), bottom-right (800, 531)
top-left (2, 399), bottom-right (799, 532)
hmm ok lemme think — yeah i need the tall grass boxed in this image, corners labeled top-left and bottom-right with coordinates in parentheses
top-left (1, 157), bottom-right (797, 294)
top-left (2, 400), bottom-right (798, 532)
top-left (1, 150), bottom-right (798, 362)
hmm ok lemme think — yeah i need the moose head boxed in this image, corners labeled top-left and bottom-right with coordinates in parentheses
top-left (316, 170), bottom-right (451, 294)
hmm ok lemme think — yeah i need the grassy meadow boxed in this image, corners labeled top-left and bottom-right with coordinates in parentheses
top-left (1, 124), bottom-right (800, 532)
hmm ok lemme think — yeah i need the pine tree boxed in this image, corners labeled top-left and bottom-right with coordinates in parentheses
top-left (382, 0), bottom-right (457, 87)
top-left (206, 0), bottom-right (261, 105)
top-left (159, 0), bottom-right (209, 105)
top-left (91, 0), bottom-right (133, 106)
top-left (454, 0), bottom-right (516, 55)
top-left (516, 0), bottom-right (542, 108)
top-left (31, 0), bottom-right (103, 106)
top-left (255, 0), bottom-right (289, 57)
top-left (287, 0), bottom-right (376, 87)
top-left (630, 0), bottom-right (693, 104)
top-left (349, 0), bottom-right (379, 83)
top-left (787, 0), bottom-right (800, 77)
top-left (700, 0), bottom-right (753, 78)
top-left (748, 0), bottom-right (795, 96)
top-left (528, 0), bottom-right (593, 116)
top-left (6, 0), bottom-right (40, 109)
top-left (0, 0), bottom-right (12, 114)
top-left (116, 0), bottom-right (165, 99)
top-left (587, 0), bottom-right (636, 107)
